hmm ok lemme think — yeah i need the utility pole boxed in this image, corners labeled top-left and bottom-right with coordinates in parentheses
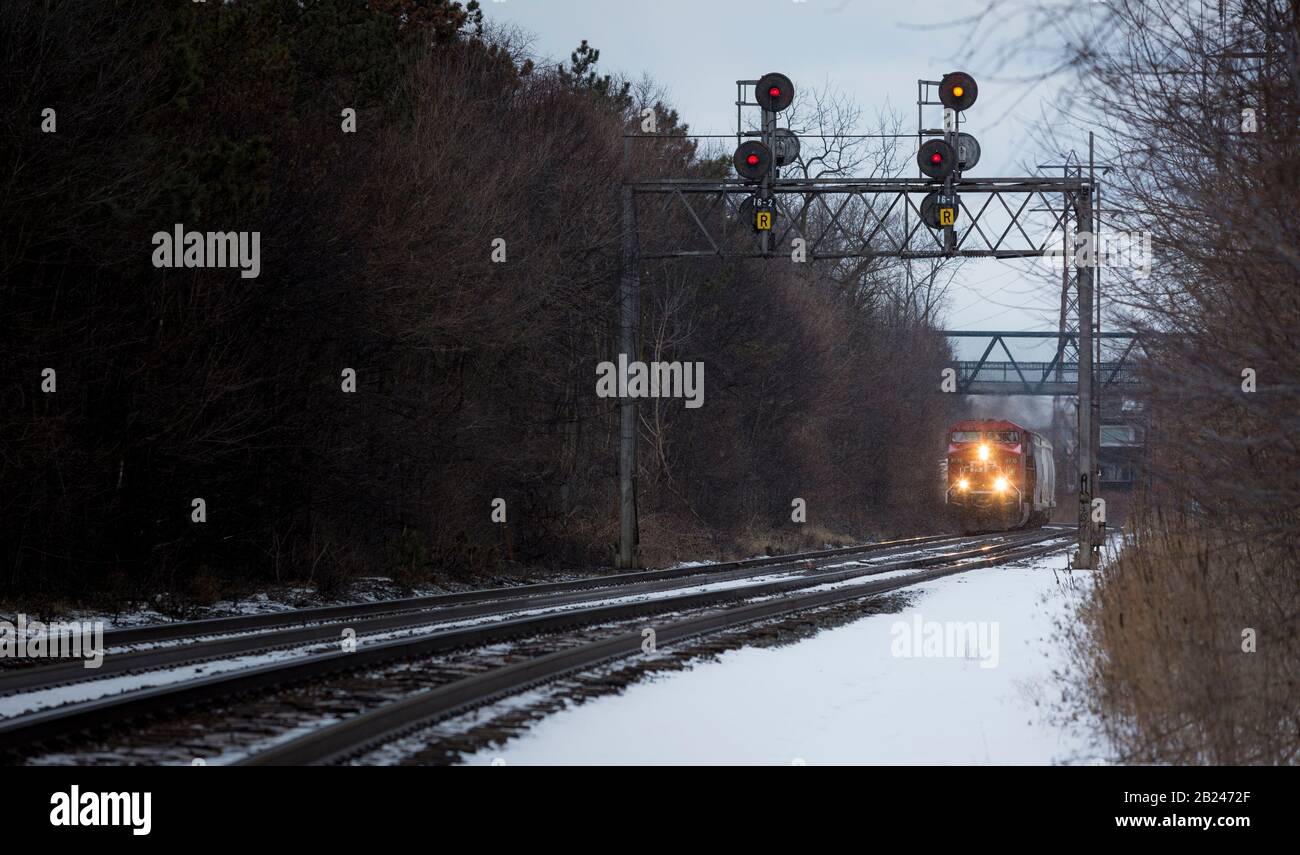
top-left (617, 162), bottom-right (639, 570)
top-left (1090, 132), bottom-right (1103, 557)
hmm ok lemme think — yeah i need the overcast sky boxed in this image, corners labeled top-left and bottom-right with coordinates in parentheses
top-left (484, 0), bottom-right (1100, 361)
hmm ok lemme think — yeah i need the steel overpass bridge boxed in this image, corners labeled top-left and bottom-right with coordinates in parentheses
top-left (943, 330), bottom-right (1144, 396)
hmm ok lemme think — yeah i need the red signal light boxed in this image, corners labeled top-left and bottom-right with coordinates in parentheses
top-left (755, 72), bottom-right (795, 112)
top-left (917, 138), bottom-right (956, 179)
top-left (733, 140), bottom-right (773, 181)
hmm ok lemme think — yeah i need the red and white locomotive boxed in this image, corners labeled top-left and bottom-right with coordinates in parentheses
top-left (944, 419), bottom-right (1056, 532)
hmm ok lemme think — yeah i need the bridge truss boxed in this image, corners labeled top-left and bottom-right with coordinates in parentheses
top-left (631, 177), bottom-right (1092, 260)
top-left (945, 330), bottom-right (1143, 396)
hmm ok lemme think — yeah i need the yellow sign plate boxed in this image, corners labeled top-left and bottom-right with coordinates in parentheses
top-left (755, 210), bottom-right (773, 231)
top-left (939, 207), bottom-right (956, 226)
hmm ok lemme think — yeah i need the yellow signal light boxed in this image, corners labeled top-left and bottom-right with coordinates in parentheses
top-left (952, 85), bottom-right (964, 97)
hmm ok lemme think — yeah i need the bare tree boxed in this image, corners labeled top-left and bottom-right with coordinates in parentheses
top-left (982, 0), bottom-right (1300, 764)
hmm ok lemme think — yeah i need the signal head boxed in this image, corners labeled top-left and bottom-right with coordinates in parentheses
top-left (955, 132), bottom-right (981, 171)
top-left (755, 72), bottom-right (795, 112)
top-left (939, 71), bottom-right (978, 111)
top-left (917, 139), bottom-right (956, 180)
top-left (919, 190), bottom-right (959, 229)
top-left (733, 140), bottom-right (773, 181)
top-left (772, 128), bottom-right (801, 166)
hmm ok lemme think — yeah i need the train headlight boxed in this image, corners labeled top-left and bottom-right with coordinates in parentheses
top-left (977, 444), bottom-right (990, 461)
top-left (994, 475), bottom-right (1009, 492)
top-left (958, 478), bottom-right (969, 491)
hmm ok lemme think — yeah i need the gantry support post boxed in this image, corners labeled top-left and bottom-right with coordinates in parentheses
top-left (1074, 186), bottom-right (1096, 570)
top-left (617, 182), bottom-right (640, 570)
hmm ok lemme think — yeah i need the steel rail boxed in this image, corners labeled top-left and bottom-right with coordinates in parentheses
top-left (0, 532), bottom-right (997, 697)
top-left (82, 532), bottom-right (967, 649)
top-left (0, 531), bottom-right (1061, 755)
top-left (242, 537), bottom-right (1069, 765)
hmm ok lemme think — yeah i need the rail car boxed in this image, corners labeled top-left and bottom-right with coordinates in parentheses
top-left (944, 419), bottom-right (1055, 532)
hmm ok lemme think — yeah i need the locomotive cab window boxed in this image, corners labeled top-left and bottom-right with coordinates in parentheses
top-left (951, 431), bottom-right (981, 442)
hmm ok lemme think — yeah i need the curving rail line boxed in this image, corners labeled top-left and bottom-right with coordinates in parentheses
top-left (241, 533), bottom-right (1068, 764)
top-left (0, 531), bottom-right (998, 698)
top-left (0, 527), bottom-right (1070, 761)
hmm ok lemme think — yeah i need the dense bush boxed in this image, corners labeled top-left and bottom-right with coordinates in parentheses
top-left (1, 0), bottom-right (954, 603)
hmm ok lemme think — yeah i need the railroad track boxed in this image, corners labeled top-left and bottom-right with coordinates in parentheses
top-left (241, 530), bottom-right (1068, 765)
top-left (77, 531), bottom-right (973, 647)
top-left (0, 530), bottom-right (1000, 699)
top-left (0, 527), bottom-right (1069, 764)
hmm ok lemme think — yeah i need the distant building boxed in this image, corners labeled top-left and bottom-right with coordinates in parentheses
top-left (1100, 397), bottom-right (1144, 487)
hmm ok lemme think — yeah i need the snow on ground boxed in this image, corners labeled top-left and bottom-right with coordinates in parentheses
top-left (460, 549), bottom-right (1107, 765)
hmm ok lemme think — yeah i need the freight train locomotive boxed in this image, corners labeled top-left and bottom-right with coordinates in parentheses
top-left (944, 419), bottom-right (1056, 532)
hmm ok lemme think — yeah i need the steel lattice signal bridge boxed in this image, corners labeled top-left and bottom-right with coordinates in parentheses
top-left (631, 176), bottom-right (1098, 261)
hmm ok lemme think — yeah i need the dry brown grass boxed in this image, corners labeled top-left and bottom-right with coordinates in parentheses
top-left (1062, 504), bottom-right (1300, 764)
top-left (635, 514), bottom-right (865, 569)
top-left (1006, 0), bottom-right (1300, 766)
top-left (733, 524), bottom-right (859, 558)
